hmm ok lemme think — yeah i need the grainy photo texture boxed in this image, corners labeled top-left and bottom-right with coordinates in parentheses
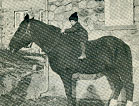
top-left (0, 0), bottom-right (139, 106)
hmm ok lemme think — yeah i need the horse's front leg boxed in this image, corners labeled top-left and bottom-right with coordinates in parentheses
top-left (60, 73), bottom-right (76, 106)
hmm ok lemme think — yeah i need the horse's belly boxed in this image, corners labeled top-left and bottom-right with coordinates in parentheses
top-left (78, 60), bottom-right (105, 74)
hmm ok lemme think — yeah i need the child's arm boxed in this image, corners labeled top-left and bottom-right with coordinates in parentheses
top-left (65, 26), bottom-right (78, 33)
top-left (79, 30), bottom-right (88, 43)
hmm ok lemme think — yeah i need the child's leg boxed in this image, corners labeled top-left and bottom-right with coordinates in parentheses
top-left (78, 42), bottom-right (86, 59)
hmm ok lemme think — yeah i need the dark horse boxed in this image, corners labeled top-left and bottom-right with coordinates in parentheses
top-left (9, 15), bottom-right (134, 106)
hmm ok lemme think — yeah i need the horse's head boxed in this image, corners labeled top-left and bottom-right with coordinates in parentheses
top-left (9, 14), bottom-right (33, 53)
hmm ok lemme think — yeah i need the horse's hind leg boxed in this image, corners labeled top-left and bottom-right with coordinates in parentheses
top-left (120, 69), bottom-right (134, 106)
top-left (104, 71), bottom-right (123, 106)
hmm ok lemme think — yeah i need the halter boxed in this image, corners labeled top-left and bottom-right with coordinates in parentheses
top-left (21, 21), bottom-right (32, 48)
top-left (23, 21), bottom-right (31, 37)
top-left (22, 20), bottom-right (61, 54)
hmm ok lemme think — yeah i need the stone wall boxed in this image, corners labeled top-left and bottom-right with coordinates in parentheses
top-left (1, 0), bottom-right (46, 49)
top-left (0, 0), bottom-right (3, 48)
top-left (47, 0), bottom-right (105, 35)
top-left (46, 0), bottom-right (139, 102)
top-left (1, 0), bottom-right (139, 103)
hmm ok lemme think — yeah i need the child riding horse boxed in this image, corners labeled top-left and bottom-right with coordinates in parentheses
top-left (61, 12), bottom-right (88, 59)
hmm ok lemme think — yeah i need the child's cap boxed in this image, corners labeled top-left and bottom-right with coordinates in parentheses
top-left (69, 12), bottom-right (78, 21)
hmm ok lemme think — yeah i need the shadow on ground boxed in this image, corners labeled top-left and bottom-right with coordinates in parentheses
top-left (0, 72), bottom-right (105, 106)
top-left (0, 49), bottom-right (137, 106)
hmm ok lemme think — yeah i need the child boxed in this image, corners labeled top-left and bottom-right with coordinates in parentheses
top-left (61, 12), bottom-right (88, 59)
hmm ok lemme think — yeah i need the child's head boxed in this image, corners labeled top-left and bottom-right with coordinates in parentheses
top-left (70, 20), bottom-right (77, 26)
top-left (69, 12), bottom-right (78, 26)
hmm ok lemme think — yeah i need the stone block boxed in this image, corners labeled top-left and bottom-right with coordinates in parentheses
top-left (87, 0), bottom-right (98, 9)
top-left (72, 1), bottom-right (79, 7)
top-left (87, 9), bottom-right (95, 15)
top-left (49, 0), bottom-right (57, 3)
top-left (132, 35), bottom-right (139, 46)
top-left (79, 9), bottom-right (89, 17)
top-left (54, 13), bottom-right (65, 21)
top-left (49, 5), bottom-right (57, 11)
top-left (65, 3), bottom-right (72, 11)
top-left (62, 0), bottom-right (72, 5)
top-left (92, 21), bottom-right (105, 30)
top-left (117, 32), bottom-right (136, 45)
top-left (87, 22), bottom-right (95, 31)
top-left (79, 18), bottom-right (88, 27)
top-left (111, 30), bottom-right (129, 39)
top-left (88, 15), bottom-right (98, 22)
top-left (54, 6), bottom-right (65, 13)
top-left (72, 0), bottom-right (81, 2)
top-left (134, 0), bottom-right (139, 6)
top-left (98, 13), bottom-right (105, 22)
top-left (72, 7), bottom-right (79, 13)
top-left (135, 13), bottom-right (139, 22)
top-left (79, 0), bottom-right (87, 9)
top-left (135, 21), bottom-right (139, 29)
top-left (48, 11), bottom-right (55, 20)
top-left (55, 1), bottom-right (62, 6)
top-left (50, 20), bottom-right (63, 28)
top-left (88, 30), bottom-right (110, 40)
top-left (135, 6), bottom-right (139, 15)
top-left (131, 45), bottom-right (139, 61)
top-left (135, 6), bottom-right (139, 21)
top-left (64, 11), bottom-right (73, 20)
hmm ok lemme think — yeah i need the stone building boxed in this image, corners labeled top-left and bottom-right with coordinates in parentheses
top-left (46, 0), bottom-right (139, 102)
top-left (0, 0), bottom-right (2, 48)
top-left (0, 0), bottom-right (48, 52)
top-left (0, 0), bottom-right (139, 104)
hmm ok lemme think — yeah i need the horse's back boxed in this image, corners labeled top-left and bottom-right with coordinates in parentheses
top-left (32, 19), bottom-right (61, 33)
top-left (86, 36), bottom-right (128, 51)
top-left (87, 36), bottom-right (125, 45)
top-left (86, 36), bottom-right (131, 66)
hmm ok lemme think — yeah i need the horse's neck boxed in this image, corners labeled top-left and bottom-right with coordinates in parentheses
top-left (31, 21), bottom-right (61, 54)
top-left (31, 20), bottom-right (80, 55)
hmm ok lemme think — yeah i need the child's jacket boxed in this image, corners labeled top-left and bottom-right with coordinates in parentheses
top-left (65, 22), bottom-right (88, 43)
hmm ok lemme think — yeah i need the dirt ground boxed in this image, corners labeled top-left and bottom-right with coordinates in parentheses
top-left (0, 49), bottom-right (138, 106)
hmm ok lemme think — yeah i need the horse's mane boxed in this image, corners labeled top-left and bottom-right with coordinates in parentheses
top-left (30, 19), bottom-right (74, 45)
top-left (31, 19), bottom-right (61, 34)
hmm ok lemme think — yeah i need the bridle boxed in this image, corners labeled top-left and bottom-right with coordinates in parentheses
top-left (21, 21), bottom-right (32, 48)
top-left (21, 20), bottom-right (61, 54)
top-left (23, 21), bottom-right (31, 37)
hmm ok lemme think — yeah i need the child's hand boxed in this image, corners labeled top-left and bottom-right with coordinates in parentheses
top-left (61, 29), bottom-right (65, 33)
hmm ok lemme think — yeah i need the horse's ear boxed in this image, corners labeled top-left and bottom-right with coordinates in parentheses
top-left (24, 14), bottom-right (29, 20)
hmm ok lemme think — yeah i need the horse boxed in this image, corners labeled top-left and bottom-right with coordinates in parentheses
top-left (9, 15), bottom-right (134, 106)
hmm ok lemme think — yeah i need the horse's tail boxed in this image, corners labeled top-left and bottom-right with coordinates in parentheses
top-left (119, 42), bottom-right (134, 101)
top-left (114, 40), bottom-right (133, 74)
top-left (124, 44), bottom-right (133, 70)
